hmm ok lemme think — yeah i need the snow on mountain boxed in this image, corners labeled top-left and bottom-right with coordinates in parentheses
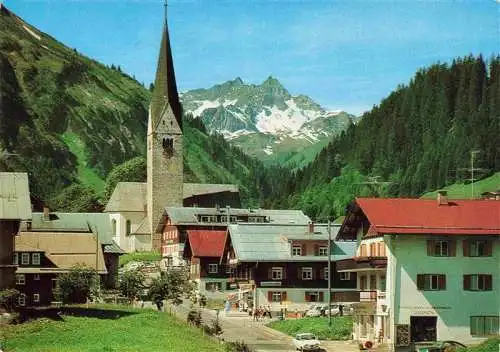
top-left (181, 76), bottom-right (357, 164)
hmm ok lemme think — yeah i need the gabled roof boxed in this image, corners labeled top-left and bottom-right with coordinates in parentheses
top-left (165, 207), bottom-right (311, 225)
top-left (186, 230), bottom-right (226, 257)
top-left (226, 224), bottom-right (356, 262)
top-left (15, 232), bottom-right (107, 274)
top-left (104, 182), bottom-right (240, 213)
top-left (0, 172), bottom-right (32, 220)
top-left (341, 198), bottom-right (500, 238)
top-left (29, 212), bottom-right (124, 254)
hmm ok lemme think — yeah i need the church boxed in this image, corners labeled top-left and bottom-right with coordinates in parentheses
top-left (105, 9), bottom-right (242, 253)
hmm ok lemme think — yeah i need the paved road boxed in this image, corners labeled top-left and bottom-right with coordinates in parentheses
top-left (161, 302), bottom-right (359, 352)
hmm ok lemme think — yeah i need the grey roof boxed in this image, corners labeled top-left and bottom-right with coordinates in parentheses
top-left (183, 183), bottom-right (239, 198)
top-left (30, 212), bottom-right (124, 254)
top-left (0, 172), bottom-right (32, 220)
top-left (227, 224), bottom-right (355, 262)
top-left (104, 182), bottom-right (240, 212)
top-left (165, 207), bottom-right (311, 225)
top-left (133, 216), bottom-right (150, 235)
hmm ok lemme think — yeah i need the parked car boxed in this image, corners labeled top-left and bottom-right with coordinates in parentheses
top-left (292, 333), bottom-right (321, 351)
top-left (305, 304), bottom-right (340, 317)
top-left (414, 340), bottom-right (467, 352)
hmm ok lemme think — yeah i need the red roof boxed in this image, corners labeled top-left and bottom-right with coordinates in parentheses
top-left (356, 198), bottom-right (500, 235)
top-left (186, 230), bottom-right (226, 257)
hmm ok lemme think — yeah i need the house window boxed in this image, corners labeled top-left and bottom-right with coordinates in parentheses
top-left (417, 274), bottom-right (446, 291)
top-left (208, 264), bottom-right (218, 274)
top-left (33, 293), bottom-right (40, 303)
top-left (205, 282), bottom-right (222, 291)
top-left (226, 266), bottom-right (235, 274)
top-left (111, 219), bottom-right (117, 236)
top-left (463, 275), bottom-right (492, 291)
top-left (305, 291), bottom-right (324, 302)
top-left (21, 253), bottom-right (30, 265)
top-left (52, 278), bottom-right (58, 289)
top-left (18, 294), bottom-right (26, 307)
top-left (427, 240), bottom-right (454, 256)
top-left (16, 274), bottom-right (25, 285)
top-left (302, 267), bottom-right (313, 280)
top-left (323, 267), bottom-right (329, 280)
top-left (13, 253), bottom-right (18, 265)
top-left (360, 275), bottom-right (367, 290)
top-left (318, 247), bottom-right (328, 256)
top-left (370, 243), bottom-right (377, 256)
top-left (34, 274), bottom-right (40, 281)
top-left (126, 220), bottom-right (131, 236)
top-left (380, 275), bottom-right (386, 291)
top-left (271, 267), bottom-right (283, 280)
top-left (465, 240), bottom-right (492, 257)
top-left (270, 291), bottom-right (285, 302)
top-left (32, 253), bottom-right (40, 265)
top-left (470, 316), bottom-right (499, 336)
top-left (378, 242), bottom-right (386, 257)
top-left (292, 245), bottom-right (302, 256)
top-left (340, 272), bottom-right (351, 281)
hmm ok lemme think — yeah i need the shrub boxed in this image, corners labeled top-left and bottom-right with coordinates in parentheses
top-left (58, 265), bottom-right (99, 304)
top-left (119, 269), bottom-right (146, 302)
top-left (0, 289), bottom-right (20, 312)
top-left (187, 308), bottom-right (202, 327)
top-left (224, 341), bottom-right (253, 352)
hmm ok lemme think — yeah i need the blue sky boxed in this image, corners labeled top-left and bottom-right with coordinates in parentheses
top-left (5, 0), bottom-right (499, 115)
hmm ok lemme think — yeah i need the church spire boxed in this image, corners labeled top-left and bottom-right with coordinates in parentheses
top-left (150, 0), bottom-right (182, 130)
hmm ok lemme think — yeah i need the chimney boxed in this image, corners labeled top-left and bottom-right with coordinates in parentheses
top-left (42, 205), bottom-right (50, 221)
top-left (308, 221), bottom-right (314, 234)
top-left (437, 190), bottom-right (449, 206)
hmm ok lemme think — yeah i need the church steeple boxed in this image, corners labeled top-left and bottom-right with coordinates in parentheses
top-left (147, 1), bottom-right (184, 247)
top-left (150, 1), bottom-right (182, 130)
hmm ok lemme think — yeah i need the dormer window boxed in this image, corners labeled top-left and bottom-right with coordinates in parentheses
top-left (162, 136), bottom-right (174, 156)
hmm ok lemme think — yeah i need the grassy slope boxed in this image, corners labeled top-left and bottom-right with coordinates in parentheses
top-left (267, 316), bottom-right (352, 340)
top-left (1, 306), bottom-right (221, 352)
top-left (119, 251), bottom-right (161, 267)
top-left (61, 131), bottom-right (105, 194)
top-left (421, 172), bottom-right (500, 199)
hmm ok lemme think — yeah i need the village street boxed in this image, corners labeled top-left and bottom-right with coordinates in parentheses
top-left (163, 301), bottom-right (359, 352)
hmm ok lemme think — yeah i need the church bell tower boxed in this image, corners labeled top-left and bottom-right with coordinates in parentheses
top-left (147, 2), bottom-right (183, 242)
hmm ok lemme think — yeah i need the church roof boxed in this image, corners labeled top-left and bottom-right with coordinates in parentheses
top-left (150, 21), bottom-right (182, 130)
top-left (104, 182), bottom-right (240, 213)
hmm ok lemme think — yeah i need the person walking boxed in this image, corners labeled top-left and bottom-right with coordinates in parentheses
top-left (266, 305), bottom-right (272, 319)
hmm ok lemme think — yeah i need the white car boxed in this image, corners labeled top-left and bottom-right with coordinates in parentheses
top-left (292, 333), bottom-right (321, 351)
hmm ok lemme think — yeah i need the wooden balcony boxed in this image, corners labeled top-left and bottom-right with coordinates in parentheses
top-left (336, 257), bottom-right (387, 272)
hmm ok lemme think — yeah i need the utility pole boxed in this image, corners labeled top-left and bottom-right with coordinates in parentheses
top-left (327, 219), bottom-right (332, 326)
top-left (458, 150), bottom-right (488, 200)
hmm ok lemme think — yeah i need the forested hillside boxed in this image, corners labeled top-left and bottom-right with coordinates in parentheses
top-left (0, 5), bottom-right (289, 211)
top-left (275, 55), bottom-right (500, 220)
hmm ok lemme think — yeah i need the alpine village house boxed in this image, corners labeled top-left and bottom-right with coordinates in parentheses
top-left (335, 192), bottom-right (500, 351)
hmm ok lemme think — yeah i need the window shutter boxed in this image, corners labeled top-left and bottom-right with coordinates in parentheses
top-left (320, 267), bottom-right (325, 280)
top-left (283, 267), bottom-right (287, 280)
top-left (438, 275), bottom-right (446, 290)
top-left (298, 267), bottom-right (302, 279)
top-left (268, 268), bottom-right (272, 280)
top-left (417, 274), bottom-right (425, 290)
top-left (427, 240), bottom-right (434, 256)
top-left (305, 293), bottom-right (310, 302)
top-left (312, 268), bottom-right (316, 280)
top-left (463, 240), bottom-right (470, 257)
top-left (463, 275), bottom-right (471, 290)
top-left (281, 291), bottom-right (287, 301)
top-left (314, 245), bottom-right (319, 256)
top-left (302, 244), bottom-right (307, 256)
top-left (484, 275), bottom-right (492, 291)
top-left (319, 292), bottom-right (324, 302)
top-left (449, 240), bottom-right (456, 256)
top-left (485, 241), bottom-right (493, 256)
top-left (268, 291), bottom-right (273, 302)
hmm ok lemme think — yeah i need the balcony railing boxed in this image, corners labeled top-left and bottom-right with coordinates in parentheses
top-left (360, 290), bottom-right (377, 301)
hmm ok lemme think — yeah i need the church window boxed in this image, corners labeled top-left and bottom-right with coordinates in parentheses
top-left (126, 220), bottom-right (131, 236)
top-left (112, 219), bottom-right (116, 237)
top-left (162, 137), bottom-right (174, 157)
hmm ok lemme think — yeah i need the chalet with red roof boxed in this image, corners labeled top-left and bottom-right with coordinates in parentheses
top-left (182, 230), bottom-right (230, 294)
top-left (336, 192), bottom-right (500, 350)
